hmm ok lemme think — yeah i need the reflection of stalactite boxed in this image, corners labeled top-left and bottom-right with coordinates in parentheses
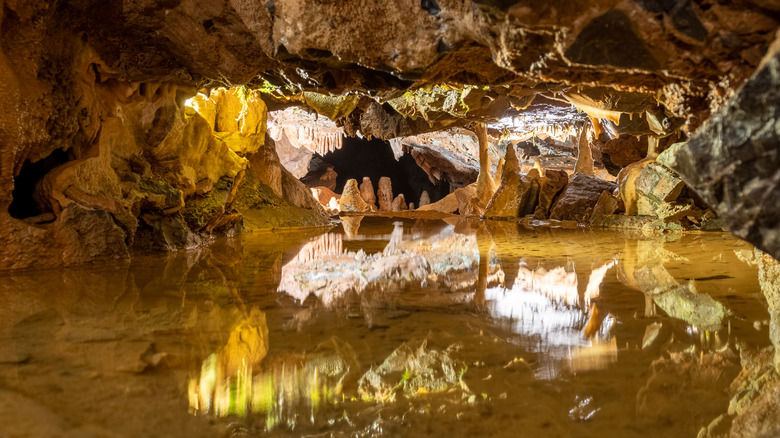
top-left (291, 233), bottom-right (344, 265)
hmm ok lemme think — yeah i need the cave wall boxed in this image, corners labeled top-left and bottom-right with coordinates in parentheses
top-left (1, 0), bottom-right (780, 268)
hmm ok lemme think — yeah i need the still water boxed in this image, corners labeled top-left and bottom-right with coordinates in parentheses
top-left (0, 217), bottom-right (776, 437)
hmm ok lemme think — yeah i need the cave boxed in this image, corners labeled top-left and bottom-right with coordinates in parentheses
top-left (302, 136), bottom-right (450, 206)
top-left (7, 149), bottom-right (69, 220)
top-left (2, 2), bottom-right (780, 437)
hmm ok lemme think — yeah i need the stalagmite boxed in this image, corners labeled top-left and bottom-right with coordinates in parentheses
top-left (472, 122), bottom-right (498, 212)
top-left (574, 124), bottom-right (596, 176)
top-left (338, 179), bottom-right (371, 212)
top-left (359, 177), bottom-right (377, 207)
top-left (391, 194), bottom-right (407, 211)
top-left (419, 191), bottom-right (431, 207)
top-left (377, 177), bottom-right (394, 211)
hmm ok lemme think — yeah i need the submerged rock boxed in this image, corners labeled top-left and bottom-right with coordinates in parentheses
top-left (358, 337), bottom-right (465, 402)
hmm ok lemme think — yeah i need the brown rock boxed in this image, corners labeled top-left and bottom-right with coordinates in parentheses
top-left (454, 184), bottom-right (479, 215)
top-left (377, 177), bottom-right (394, 211)
top-left (484, 146), bottom-right (542, 218)
top-left (574, 127), bottom-right (596, 176)
top-left (534, 169), bottom-right (569, 219)
top-left (391, 194), bottom-right (408, 212)
top-left (549, 174), bottom-right (618, 222)
top-left (600, 134), bottom-right (648, 173)
top-left (589, 190), bottom-right (620, 226)
top-left (417, 192), bottom-right (459, 214)
top-left (359, 177), bottom-right (377, 207)
top-left (419, 191), bottom-right (431, 207)
top-left (310, 185), bottom-right (340, 208)
top-left (635, 162), bottom-right (686, 204)
top-left (338, 179), bottom-right (370, 213)
top-left (617, 159), bottom-right (652, 215)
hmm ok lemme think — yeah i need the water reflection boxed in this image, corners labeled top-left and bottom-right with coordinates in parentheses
top-left (1, 217), bottom-right (778, 437)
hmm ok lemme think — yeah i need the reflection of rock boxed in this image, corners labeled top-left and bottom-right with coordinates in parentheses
top-left (549, 174), bottom-right (617, 222)
top-left (358, 337), bottom-right (465, 402)
top-left (637, 351), bottom-right (739, 426)
top-left (341, 216), bottom-right (363, 239)
top-left (652, 283), bottom-right (727, 331)
top-left (338, 179), bottom-right (371, 213)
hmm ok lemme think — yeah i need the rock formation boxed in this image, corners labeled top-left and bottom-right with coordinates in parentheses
top-left (484, 145), bottom-right (541, 218)
top-left (549, 174), bottom-right (618, 222)
top-left (418, 191), bottom-right (431, 208)
top-left (359, 177), bottom-right (377, 207)
top-left (377, 177), bottom-right (394, 212)
top-left (391, 194), bottom-right (408, 212)
top-left (0, 0), bottom-right (778, 267)
top-left (338, 179), bottom-right (371, 213)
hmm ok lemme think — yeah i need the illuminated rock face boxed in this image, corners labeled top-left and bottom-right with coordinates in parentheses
top-left (1, 0), bottom-right (779, 268)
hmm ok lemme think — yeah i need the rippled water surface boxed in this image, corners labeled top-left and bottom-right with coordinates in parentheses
top-left (0, 217), bottom-right (775, 437)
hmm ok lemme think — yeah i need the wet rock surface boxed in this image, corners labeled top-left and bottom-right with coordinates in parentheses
top-left (670, 48), bottom-right (780, 261)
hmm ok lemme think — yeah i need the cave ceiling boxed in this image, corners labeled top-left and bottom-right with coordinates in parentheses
top-left (46, 0), bottom-right (780, 138)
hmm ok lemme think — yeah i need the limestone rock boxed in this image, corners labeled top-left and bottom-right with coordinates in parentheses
top-left (600, 135), bottom-right (648, 175)
top-left (484, 147), bottom-right (542, 218)
top-left (670, 48), bottom-right (780, 260)
top-left (311, 186), bottom-right (341, 213)
top-left (574, 127), bottom-right (596, 176)
top-left (418, 191), bottom-right (431, 207)
top-left (359, 177), bottom-right (377, 207)
top-left (589, 190), bottom-right (620, 226)
top-left (339, 179), bottom-right (371, 213)
top-left (549, 174), bottom-right (618, 222)
top-left (635, 162), bottom-right (686, 204)
top-left (534, 169), bottom-right (569, 219)
top-left (618, 159), bottom-right (652, 215)
top-left (391, 194), bottom-right (407, 212)
top-left (454, 184), bottom-right (479, 216)
top-left (377, 177), bottom-right (394, 211)
top-left (416, 192), bottom-right (459, 214)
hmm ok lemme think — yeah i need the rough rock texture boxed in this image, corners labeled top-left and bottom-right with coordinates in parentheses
top-left (549, 174), bottom-right (618, 222)
top-left (418, 191), bottom-right (431, 208)
top-left (599, 134), bottom-right (648, 175)
top-left (1, 0), bottom-right (780, 268)
top-left (359, 177), bottom-right (377, 207)
top-left (338, 179), bottom-right (371, 213)
top-left (534, 169), bottom-right (569, 219)
top-left (670, 48), bottom-right (780, 261)
top-left (483, 146), bottom-right (541, 218)
top-left (589, 191), bottom-right (619, 226)
top-left (377, 177), bottom-right (394, 212)
top-left (391, 194), bottom-right (408, 212)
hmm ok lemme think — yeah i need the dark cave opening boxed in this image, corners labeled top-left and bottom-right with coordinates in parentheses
top-left (8, 149), bottom-right (70, 219)
top-left (302, 136), bottom-right (450, 206)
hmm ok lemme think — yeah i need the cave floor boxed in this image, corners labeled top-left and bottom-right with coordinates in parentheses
top-left (0, 217), bottom-right (772, 437)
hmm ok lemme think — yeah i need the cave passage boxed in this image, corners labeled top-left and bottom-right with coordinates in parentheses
top-left (303, 136), bottom-right (451, 206)
top-left (8, 149), bottom-right (70, 219)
